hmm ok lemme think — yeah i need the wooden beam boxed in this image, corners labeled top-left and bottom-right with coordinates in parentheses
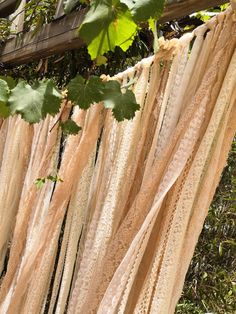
top-left (0, 0), bottom-right (18, 18)
top-left (159, 0), bottom-right (229, 23)
top-left (0, 0), bottom-right (229, 66)
top-left (0, 10), bottom-right (86, 66)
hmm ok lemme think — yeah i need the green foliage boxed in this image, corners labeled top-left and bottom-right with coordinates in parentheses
top-left (78, 1), bottom-right (138, 59)
top-left (0, 76), bottom-right (16, 90)
top-left (195, 11), bottom-right (211, 22)
top-left (8, 79), bottom-right (62, 123)
top-left (60, 120), bottom-right (82, 135)
top-left (24, 0), bottom-right (57, 31)
top-left (0, 79), bottom-right (11, 118)
top-left (35, 174), bottom-right (63, 188)
top-left (70, 0), bottom-right (165, 59)
top-left (0, 18), bottom-right (11, 41)
top-left (176, 300), bottom-right (204, 314)
top-left (1, 0), bottom-right (162, 126)
top-left (191, 4), bottom-right (230, 24)
top-left (121, 0), bottom-right (165, 22)
top-left (67, 75), bottom-right (140, 121)
top-left (0, 73), bottom-right (140, 128)
top-left (102, 80), bottom-right (140, 121)
top-left (67, 75), bottom-right (105, 109)
top-left (0, 77), bottom-right (62, 123)
top-left (0, 0), bottom-right (57, 42)
top-left (35, 177), bottom-right (46, 189)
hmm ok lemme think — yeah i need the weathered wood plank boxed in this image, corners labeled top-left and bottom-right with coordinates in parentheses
top-left (0, 0), bottom-right (17, 18)
top-left (0, 0), bottom-right (229, 66)
top-left (0, 10), bottom-right (86, 66)
top-left (159, 0), bottom-right (229, 23)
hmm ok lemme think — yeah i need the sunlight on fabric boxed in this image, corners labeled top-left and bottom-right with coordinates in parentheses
top-left (0, 7), bottom-right (236, 314)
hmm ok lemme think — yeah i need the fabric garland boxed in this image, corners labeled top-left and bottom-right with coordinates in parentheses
top-left (0, 7), bottom-right (236, 314)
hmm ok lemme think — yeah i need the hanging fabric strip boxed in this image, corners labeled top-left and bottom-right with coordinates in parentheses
top-left (0, 6), bottom-right (235, 314)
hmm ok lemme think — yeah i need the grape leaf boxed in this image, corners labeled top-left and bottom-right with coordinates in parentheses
top-left (102, 81), bottom-right (140, 121)
top-left (60, 119), bottom-right (82, 135)
top-left (40, 80), bottom-right (62, 116)
top-left (67, 75), bottom-right (104, 109)
top-left (111, 90), bottom-right (140, 121)
top-left (67, 75), bottom-right (140, 121)
top-left (8, 80), bottom-right (62, 123)
top-left (79, 1), bottom-right (137, 59)
top-left (79, 0), bottom-right (114, 44)
top-left (120, 0), bottom-right (165, 22)
top-left (0, 79), bottom-right (11, 118)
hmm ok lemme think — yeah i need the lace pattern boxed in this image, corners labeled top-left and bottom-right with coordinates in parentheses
top-left (0, 8), bottom-right (235, 314)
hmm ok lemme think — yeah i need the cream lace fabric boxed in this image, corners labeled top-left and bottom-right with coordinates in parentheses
top-left (0, 8), bottom-right (236, 314)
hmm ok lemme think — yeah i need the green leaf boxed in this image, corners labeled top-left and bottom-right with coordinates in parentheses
top-left (79, 1), bottom-right (137, 59)
top-left (60, 119), bottom-right (82, 135)
top-left (102, 81), bottom-right (140, 121)
top-left (0, 79), bottom-right (10, 102)
top-left (183, 25), bottom-right (195, 31)
top-left (148, 17), bottom-right (155, 33)
top-left (67, 75), bottom-right (140, 122)
top-left (35, 177), bottom-right (46, 189)
top-left (40, 80), bottom-right (62, 116)
top-left (79, 0), bottom-right (114, 44)
top-left (8, 80), bottom-right (62, 123)
top-left (120, 0), bottom-right (165, 22)
top-left (0, 79), bottom-right (11, 118)
top-left (67, 75), bottom-right (104, 109)
top-left (110, 90), bottom-right (140, 121)
top-left (35, 174), bottom-right (63, 188)
top-left (47, 174), bottom-right (64, 182)
top-left (0, 76), bottom-right (16, 89)
top-left (67, 75), bottom-right (140, 121)
top-left (220, 4), bottom-right (230, 11)
top-left (196, 11), bottom-right (211, 22)
top-left (8, 81), bottom-right (43, 123)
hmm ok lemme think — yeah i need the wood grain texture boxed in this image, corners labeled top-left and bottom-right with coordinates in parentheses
top-left (0, 10), bottom-right (86, 66)
top-left (159, 0), bottom-right (229, 23)
top-left (0, 0), bottom-right (18, 18)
